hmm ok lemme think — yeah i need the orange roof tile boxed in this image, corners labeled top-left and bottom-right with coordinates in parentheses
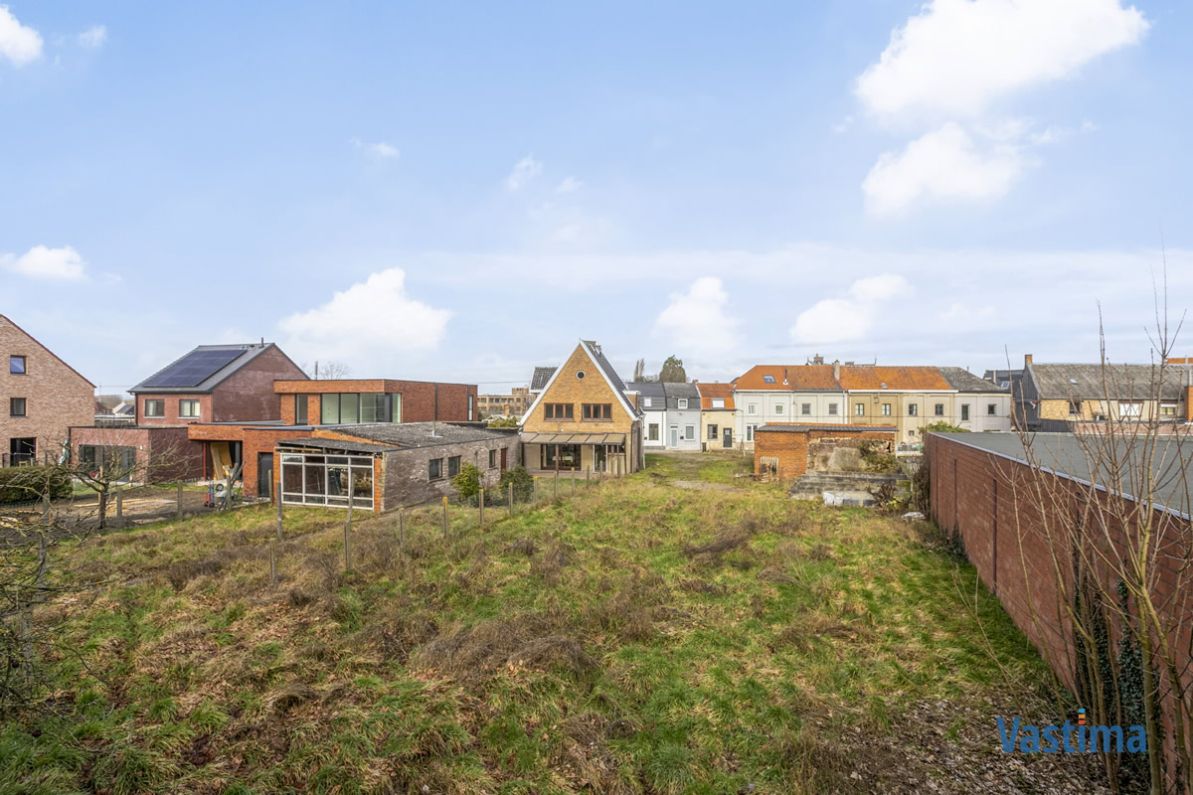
top-left (837, 366), bottom-right (951, 391)
top-left (734, 365), bottom-right (841, 391)
top-left (696, 382), bottom-right (736, 409)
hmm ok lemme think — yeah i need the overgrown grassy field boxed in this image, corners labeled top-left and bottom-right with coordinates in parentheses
top-left (3, 454), bottom-right (1104, 793)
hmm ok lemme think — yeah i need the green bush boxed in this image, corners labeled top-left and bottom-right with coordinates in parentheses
top-left (0, 465), bottom-right (71, 504)
top-left (921, 421), bottom-right (967, 434)
top-left (452, 463), bottom-right (482, 502)
top-left (497, 466), bottom-right (534, 503)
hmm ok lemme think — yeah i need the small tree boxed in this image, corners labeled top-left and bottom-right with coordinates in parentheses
top-left (498, 466), bottom-right (534, 503)
top-left (659, 356), bottom-right (687, 383)
top-left (452, 463), bottom-right (481, 503)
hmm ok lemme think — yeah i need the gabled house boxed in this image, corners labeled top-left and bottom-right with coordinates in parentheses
top-left (838, 365), bottom-right (956, 443)
top-left (628, 381), bottom-right (667, 449)
top-left (71, 341), bottom-right (307, 483)
top-left (938, 367), bottom-right (1012, 432)
top-left (1, 314), bottom-right (96, 466)
top-left (662, 382), bottom-right (701, 451)
top-left (733, 364), bottom-right (846, 448)
top-left (696, 382), bottom-right (737, 450)
top-left (1013, 354), bottom-right (1193, 431)
top-left (520, 340), bottom-right (642, 474)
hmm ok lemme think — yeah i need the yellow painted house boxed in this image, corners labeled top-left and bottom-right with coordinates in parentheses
top-left (519, 340), bottom-right (643, 475)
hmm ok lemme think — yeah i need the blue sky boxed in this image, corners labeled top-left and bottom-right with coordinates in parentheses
top-left (2, 1), bottom-right (1191, 393)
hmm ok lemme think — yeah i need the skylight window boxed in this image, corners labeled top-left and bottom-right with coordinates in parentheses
top-left (762, 375), bottom-right (776, 384)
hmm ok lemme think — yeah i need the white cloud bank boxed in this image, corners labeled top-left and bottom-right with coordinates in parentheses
top-left (1, 245), bottom-right (87, 280)
top-left (856, 0), bottom-right (1148, 121)
top-left (0, 5), bottom-right (42, 66)
top-left (863, 123), bottom-right (1024, 215)
top-left (279, 268), bottom-right (450, 368)
top-left (505, 155), bottom-right (543, 192)
top-left (351, 138), bottom-right (399, 159)
top-left (654, 277), bottom-right (739, 358)
top-left (855, 0), bottom-right (1147, 215)
top-left (791, 274), bottom-right (909, 344)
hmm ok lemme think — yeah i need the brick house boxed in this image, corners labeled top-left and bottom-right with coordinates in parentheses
top-left (188, 377), bottom-right (480, 500)
top-left (273, 423), bottom-right (518, 511)
top-left (520, 340), bottom-right (643, 475)
top-left (753, 423), bottom-right (896, 480)
top-left (71, 342), bottom-right (306, 482)
top-left (0, 314), bottom-right (96, 466)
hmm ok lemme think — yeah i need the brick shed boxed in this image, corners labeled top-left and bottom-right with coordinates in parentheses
top-left (753, 423), bottom-right (896, 480)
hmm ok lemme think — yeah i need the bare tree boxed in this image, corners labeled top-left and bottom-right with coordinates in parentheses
top-left (310, 360), bottom-right (351, 380)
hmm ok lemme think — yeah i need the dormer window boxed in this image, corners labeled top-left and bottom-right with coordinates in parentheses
top-left (678, 398), bottom-right (688, 410)
top-left (762, 375), bottom-right (776, 384)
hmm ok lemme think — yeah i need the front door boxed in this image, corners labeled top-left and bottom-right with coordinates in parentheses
top-left (500, 446), bottom-right (508, 471)
top-left (722, 427), bottom-right (733, 448)
top-left (594, 445), bottom-right (607, 472)
top-left (669, 426), bottom-right (678, 447)
top-left (257, 453), bottom-right (274, 498)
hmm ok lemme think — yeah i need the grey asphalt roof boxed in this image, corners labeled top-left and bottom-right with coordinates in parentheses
top-left (940, 367), bottom-right (1008, 393)
top-left (322, 422), bottom-right (516, 450)
top-left (933, 431), bottom-right (1193, 518)
top-left (279, 438), bottom-right (395, 454)
top-left (1027, 363), bottom-right (1191, 400)
top-left (530, 366), bottom-right (557, 391)
top-left (132, 343), bottom-right (281, 393)
top-left (626, 381), bottom-right (666, 399)
top-left (662, 382), bottom-right (700, 399)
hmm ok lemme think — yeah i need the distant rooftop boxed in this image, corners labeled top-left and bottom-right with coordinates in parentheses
top-left (132, 343), bottom-right (281, 393)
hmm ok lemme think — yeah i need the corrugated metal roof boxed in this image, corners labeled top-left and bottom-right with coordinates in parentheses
top-left (1027, 363), bottom-right (1191, 401)
top-left (530, 366), bottom-right (557, 391)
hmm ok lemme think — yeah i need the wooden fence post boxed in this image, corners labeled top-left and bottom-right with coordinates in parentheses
top-left (275, 496), bottom-right (283, 541)
top-left (553, 469), bottom-right (558, 499)
top-left (343, 501), bottom-right (353, 572)
top-left (479, 488), bottom-right (484, 529)
top-left (398, 509), bottom-right (405, 558)
top-left (176, 483), bottom-right (183, 519)
top-left (115, 492), bottom-right (123, 525)
top-left (442, 495), bottom-right (449, 538)
top-left (508, 482), bottom-right (514, 517)
top-left (270, 545), bottom-right (277, 585)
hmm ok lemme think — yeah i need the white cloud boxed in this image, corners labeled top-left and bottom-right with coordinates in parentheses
top-left (1, 245), bottom-right (87, 280)
top-left (0, 6), bottom-right (43, 66)
top-left (856, 0), bottom-right (1148, 122)
top-left (862, 123), bottom-right (1025, 215)
top-left (351, 138), bottom-right (399, 159)
top-left (654, 276), bottom-right (739, 358)
top-left (555, 176), bottom-right (583, 194)
top-left (279, 268), bottom-right (450, 368)
top-left (791, 274), bottom-right (909, 344)
top-left (505, 155), bottom-right (542, 191)
top-left (77, 25), bottom-right (107, 49)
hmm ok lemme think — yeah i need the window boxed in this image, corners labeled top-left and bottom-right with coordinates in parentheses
top-left (79, 445), bottom-right (137, 481)
top-left (746, 425), bottom-right (756, 441)
top-left (987, 403), bottom-right (997, 416)
top-left (855, 403), bottom-right (865, 416)
top-left (179, 399), bottom-right (200, 418)
top-left (774, 403), bottom-right (784, 414)
top-left (144, 399), bottom-right (164, 417)
top-left (294, 395), bottom-right (308, 424)
top-left (1068, 400), bottom-right (1082, 416)
top-left (9, 355), bottom-right (26, 375)
top-left (322, 394), bottom-right (341, 424)
top-left (576, 370), bottom-right (585, 380)
top-left (827, 403), bottom-right (838, 415)
top-left (711, 398), bottom-right (725, 408)
top-left (908, 403), bottom-right (918, 417)
top-left (643, 397), bottom-right (653, 408)
top-left (748, 403), bottom-right (757, 415)
top-left (763, 374), bottom-right (776, 384)
top-left (448, 456), bottom-right (461, 477)
top-left (648, 423), bottom-right (659, 441)
top-left (1161, 403), bottom-right (1177, 417)
top-left (684, 425), bottom-right (695, 440)
top-left (934, 403), bottom-right (944, 416)
top-left (544, 403), bottom-right (574, 420)
top-left (429, 458), bottom-right (444, 480)
top-left (678, 398), bottom-right (688, 410)
top-left (801, 403), bottom-right (811, 415)
top-left (961, 404), bottom-right (970, 421)
top-left (582, 403), bottom-right (612, 421)
top-left (882, 403), bottom-right (891, 416)
top-left (488, 449), bottom-right (497, 468)
top-left (708, 424), bottom-right (719, 440)
top-left (10, 397), bottom-right (26, 417)
top-left (280, 451), bottom-right (374, 508)
top-left (9, 438), bottom-right (35, 466)
top-left (468, 394), bottom-right (475, 421)
top-left (1118, 401), bottom-right (1142, 418)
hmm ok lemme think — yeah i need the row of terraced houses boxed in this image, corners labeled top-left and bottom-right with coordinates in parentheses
top-left (5, 312), bottom-right (1193, 513)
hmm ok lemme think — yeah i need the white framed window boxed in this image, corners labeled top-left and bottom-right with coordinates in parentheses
top-left (855, 403), bottom-right (865, 416)
top-left (678, 398), bottom-right (688, 410)
top-left (801, 403), bottom-right (811, 415)
top-left (827, 403), bottom-right (838, 415)
top-left (643, 397), bottom-right (653, 408)
top-left (961, 404), bottom-right (970, 421)
top-left (684, 425), bottom-right (695, 439)
top-left (711, 398), bottom-right (725, 408)
top-left (1118, 401), bottom-right (1142, 418)
top-left (774, 404), bottom-right (784, 414)
top-left (179, 399), bottom-right (201, 418)
top-left (746, 424), bottom-right (756, 441)
top-left (908, 403), bottom-right (919, 417)
top-left (748, 403), bottom-right (757, 415)
top-left (882, 403), bottom-right (891, 416)
top-left (987, 403), bottom-right (997, 416)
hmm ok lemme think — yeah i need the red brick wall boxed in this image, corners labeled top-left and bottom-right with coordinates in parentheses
top-left (134, 393), bottom-right (213, 426)
top-left (754, 426), bottom-right (896, 479)
top-left (1, 315), bottom-right (95, 463)
top-left (274, 379), bottom-right (479, 424)
top-left (212, 346), bottom-right (306, 422)
top-left (71, 425), bottom-right (202, 482)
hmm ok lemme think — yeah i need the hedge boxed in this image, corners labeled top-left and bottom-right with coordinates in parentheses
top-left (0, 466), bottom-right (72, 504)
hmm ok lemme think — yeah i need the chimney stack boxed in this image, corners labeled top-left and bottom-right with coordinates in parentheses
top-left (832, 360), bottom-right (841, 382)
top-left (1024, 353), bottom-right (1033, 367)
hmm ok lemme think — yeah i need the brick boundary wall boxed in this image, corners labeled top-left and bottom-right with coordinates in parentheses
top-left (926, 433), bottom-right (1193, 774)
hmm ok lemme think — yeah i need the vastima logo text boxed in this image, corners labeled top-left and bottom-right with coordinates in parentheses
top-left (997, 708), bottom-right (1148, 754)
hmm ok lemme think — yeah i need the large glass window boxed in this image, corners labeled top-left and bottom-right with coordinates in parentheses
top-left (321, 393), bottom-right (395, 424)
top-left (448, 456), bottom-right (461, 477)
top-left (321, 394), bottom-right (339, 424)
top-left (339, 393), bottom-right (360, 423)
top-left (294, 395), bottom-right (308, 424)
top-left (79, 445), bottom-right (136, 482)
top-left (144, 399), bottom-right (165, 417)
top-left (280, 451), bottom-right (374, 508)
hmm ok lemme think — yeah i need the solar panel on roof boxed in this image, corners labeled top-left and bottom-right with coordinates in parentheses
top-left (141, 348), bottom-right (246, 388)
